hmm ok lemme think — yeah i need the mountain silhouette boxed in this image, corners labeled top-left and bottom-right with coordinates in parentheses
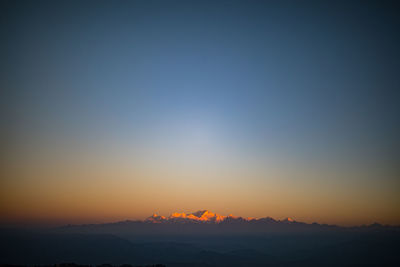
top-left (2, 210), bottom-right (399, 266)
top-left (146, 210), bottom-right (292, 224)
top-left (2, 224), bottom-right (400, 267)
top-left (57, 210), bottom-right (399, 237)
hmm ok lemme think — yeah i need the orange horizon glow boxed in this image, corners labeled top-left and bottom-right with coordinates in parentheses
top-left (1, 203), bottom-right (400, 227)
top-left (2, 140), bottom-right (399, 228)
top-left (2, 0), bottom-right (400, 238)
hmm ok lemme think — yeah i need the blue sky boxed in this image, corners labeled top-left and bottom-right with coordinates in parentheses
top-left (1, 0), bottom-right (399, 225)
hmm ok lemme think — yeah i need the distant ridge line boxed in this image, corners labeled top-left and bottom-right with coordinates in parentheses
top-left (59, 210), bottom-right (399, 229)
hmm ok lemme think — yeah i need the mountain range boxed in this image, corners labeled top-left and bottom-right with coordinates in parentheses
top-left (58, 210), bottom-right (398, 237)
top-left (2, 210), bottom-right (399, 266)
top-left (145, 210), bottom-right (292, 224)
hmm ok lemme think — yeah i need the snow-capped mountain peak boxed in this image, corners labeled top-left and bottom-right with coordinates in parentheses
top-left (145, 213), bottom-right (166, 223)
top-left (166, 210), bottom-right (227, 223)
top-left (145, 210), bottom-right (296, 224)
top-left (282, 217), bottom-right (295, 222)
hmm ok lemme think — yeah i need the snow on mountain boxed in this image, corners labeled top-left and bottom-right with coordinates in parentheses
top-left (145, 213), bottom-right (166, 223)
top-left (158, 210), bottom-right (227, 223)
top-left (145, 210), bottom-right (290, 224)
top-left (281, 217), bottom-right (295, 223)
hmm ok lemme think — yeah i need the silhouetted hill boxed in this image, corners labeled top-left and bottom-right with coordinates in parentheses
top-left (2, 212), bottom-right (391, 266)
top-left (1, 226), bottom-right (400, 267)
top-left (57, 210), bottom-right (399, 237)
top-left (2, 212), bottom-right (399, 266)
top-left (0, 264), bottom-right (165, 267)
top-left (0, 230), bottom-right (150, 265)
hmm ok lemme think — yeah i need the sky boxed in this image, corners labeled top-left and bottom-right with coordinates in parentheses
top-left (1, 0), bottom-right (399, 226)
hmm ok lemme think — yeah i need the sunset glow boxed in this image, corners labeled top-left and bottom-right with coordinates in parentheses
top-left (1, 0), bottom-right (399, 229)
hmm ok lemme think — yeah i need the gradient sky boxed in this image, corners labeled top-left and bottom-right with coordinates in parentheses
top-left (1, 0), bottom-right (399, 226)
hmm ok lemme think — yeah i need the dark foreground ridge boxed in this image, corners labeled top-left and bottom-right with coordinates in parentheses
top-left (1, 210), bottom-right (399, 267)
top-left (1, 223), bottom-right (400, 267)
top-left (1, 264), bottom-right (165, 267)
